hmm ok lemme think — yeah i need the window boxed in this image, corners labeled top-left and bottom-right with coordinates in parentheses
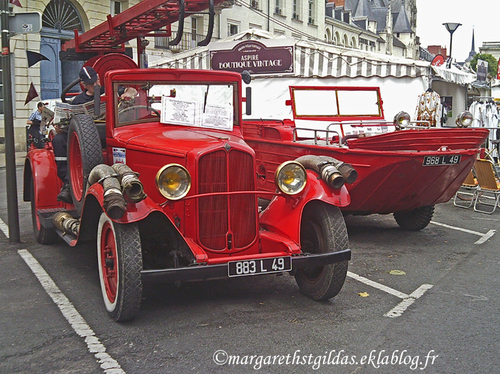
top-left (308, 0), bottom-right (315, 24)
top-left (191, 17), bottom-right (197, 41)
top-left (292, 0), bottom-right (299, 20)
top-left (275, 0), bottom-right (282, 15)
top-left (111, 0), bottom-right (122, 16)
top-left (228, 23), bottom-right (239, 36)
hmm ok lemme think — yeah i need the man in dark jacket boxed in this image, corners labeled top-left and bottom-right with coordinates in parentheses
top-left (55, 66), bottom-right (100, 203)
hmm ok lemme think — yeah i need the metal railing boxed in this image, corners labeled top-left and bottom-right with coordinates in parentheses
top-left (154, 32), bottom-right (220, 52)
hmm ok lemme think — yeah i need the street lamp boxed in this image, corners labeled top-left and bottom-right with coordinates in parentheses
top-left (443, 22), bottom-right (462, 67)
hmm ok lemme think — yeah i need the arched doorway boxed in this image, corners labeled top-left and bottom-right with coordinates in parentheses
top-left (40, 0), bottom-right (85, 99)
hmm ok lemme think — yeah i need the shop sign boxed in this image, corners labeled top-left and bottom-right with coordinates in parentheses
top-left (210, 39), bottom-right (294, 75)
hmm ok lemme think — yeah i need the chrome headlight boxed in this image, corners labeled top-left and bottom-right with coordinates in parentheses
top-left (156, 164), bottom-right (191, 200)
top-left (275, 161), bottom-right (307, 195)
top-left (393, 111), bottom-right (411, 129)
top-left (456, 111), bottom-right (473, 127)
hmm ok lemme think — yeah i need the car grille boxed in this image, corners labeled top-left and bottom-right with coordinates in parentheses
top-left (198, 149), bottom-right (257, 250)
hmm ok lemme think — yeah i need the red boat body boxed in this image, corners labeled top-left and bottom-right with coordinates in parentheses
top-left (241, 85), bottom-right (489, 215)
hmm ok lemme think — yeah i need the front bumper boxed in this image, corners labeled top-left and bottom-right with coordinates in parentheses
top-left (141, 249), bottom-right (351, 283)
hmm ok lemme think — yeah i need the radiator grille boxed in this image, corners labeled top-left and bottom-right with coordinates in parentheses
top-left (198, 149), bottom-right (257, 250)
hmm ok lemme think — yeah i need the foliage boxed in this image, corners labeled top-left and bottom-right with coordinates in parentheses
top-left (470, 54), bottom-right (498, 77)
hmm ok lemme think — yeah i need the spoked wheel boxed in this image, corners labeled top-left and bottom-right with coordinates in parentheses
top-left (30, 178), bottom-right (58, 244)
top-left (393, 205), bottom-right (435, 231)
top-left (97, 212), bottom-right (143, 322)
top-left (295, 202), bottom-right (349, 301)
top-left (67, 114), bottom-right (103, 215)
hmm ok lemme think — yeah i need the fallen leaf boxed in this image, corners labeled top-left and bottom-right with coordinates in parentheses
top-left (388, 270), bottom-right (406, 275)
top-left (358, 292), bottom-right (369, 297)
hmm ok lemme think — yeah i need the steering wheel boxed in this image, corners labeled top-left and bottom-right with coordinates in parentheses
top-left (61, 78), bottom-right (82, 103)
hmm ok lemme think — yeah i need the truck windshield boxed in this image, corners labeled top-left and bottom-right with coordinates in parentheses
top-left (114, 81), bottom-right (236, 131)
top-left (291, 87), bottom-right (382, 119)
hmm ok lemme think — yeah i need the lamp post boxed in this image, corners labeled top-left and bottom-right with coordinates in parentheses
top-left (443, 22), bottom-right (462, 67)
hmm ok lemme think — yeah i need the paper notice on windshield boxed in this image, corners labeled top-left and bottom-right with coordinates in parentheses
top-left (161, 97), bottom-right (201, 127)
top-left (202, 104), bottom-right (233, 131)
top-left (161, 96), bottom-right (233, 131)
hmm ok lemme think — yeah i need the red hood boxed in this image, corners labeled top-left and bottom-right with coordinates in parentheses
top-left (114, 125), bottom-right (251, 155)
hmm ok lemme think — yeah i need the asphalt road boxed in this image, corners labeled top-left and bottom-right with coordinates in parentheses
top-left (1, 165), bottom-right (499, 374)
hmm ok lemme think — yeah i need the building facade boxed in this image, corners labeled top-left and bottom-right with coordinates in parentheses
top-left (2, 0), bottom-right (418, 151)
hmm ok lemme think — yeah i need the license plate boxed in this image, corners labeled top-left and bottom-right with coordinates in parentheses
top-left (228, 257), bottom-right (292, 277)
top-left (423, 155), bottom-right (461, 166)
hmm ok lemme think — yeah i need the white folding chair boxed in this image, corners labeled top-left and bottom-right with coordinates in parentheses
top-left (453, 168), bottom-right (479, 209)
top-left (473, 159), bottom-right (500, 214)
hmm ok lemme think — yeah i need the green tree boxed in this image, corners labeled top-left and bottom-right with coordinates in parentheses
top-left (470, 53), bottom-right (498, 77)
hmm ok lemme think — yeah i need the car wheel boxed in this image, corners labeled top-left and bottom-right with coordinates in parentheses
top-left (30, 177), bottom-right (58, 244)
top-left (393, 205), bottom-right (435, 231)
top-left (97, 212), bottom-right (143, 322)
top-left (67, 114), bottom-right (103, 215)
top-left (295, 201), bottom-right (349, 301)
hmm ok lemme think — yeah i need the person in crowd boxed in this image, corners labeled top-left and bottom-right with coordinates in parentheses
top-left (55, 66), bottom-right (101, 203)
top-left (27, 102), bottom-right (46, 149)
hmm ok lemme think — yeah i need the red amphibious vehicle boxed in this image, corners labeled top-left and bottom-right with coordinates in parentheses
top-left (242, 86), bottom-right (489, 230)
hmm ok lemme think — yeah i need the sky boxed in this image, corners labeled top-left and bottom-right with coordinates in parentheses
top-left (416, 0), bottom-right (500, 62)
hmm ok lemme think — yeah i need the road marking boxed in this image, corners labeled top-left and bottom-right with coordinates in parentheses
top-left (18, 249), bottom-right (125, 374)
top-left (347, 271), bottom-right (433, 318)
top-left (0, 217), bottom-right (9, 238)
top-left (384, 284), bottom-right (434, 318)
top-left (347, 271), bottom-right (408, 299)
top-left (430, 221), bottom-right (496, 244)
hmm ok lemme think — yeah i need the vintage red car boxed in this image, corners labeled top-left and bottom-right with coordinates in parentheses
top-left (242, 85), bottom-right (489, 230)
top-left (24, 66), bottom-right (352, 321)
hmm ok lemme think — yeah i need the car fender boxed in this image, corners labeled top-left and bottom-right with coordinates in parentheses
top-left (24, 149), bottom-right (62, 207)
top-left (259, 170), bottom-right (350, 243)
top-left (84, 182), bottom-right (164, 224)
top-left (80, 183), bottom-right (208, 261)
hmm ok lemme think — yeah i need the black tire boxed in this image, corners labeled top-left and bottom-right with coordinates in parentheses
top-left (295, 202), bottom-right (349, 301)
top-left (393, 205), bottom-right (435, 231)
top-left (67, 114), bottom-right (103, 215)
top-left (30, 178), bottom-right (58, 244)
top-left (97, 212), bottom-right (143, 322)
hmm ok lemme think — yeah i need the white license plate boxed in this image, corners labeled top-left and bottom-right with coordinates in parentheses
top-left (228, 257), bottom-right (292, 277)
top-left (423, 155), bottom-right (461, 166)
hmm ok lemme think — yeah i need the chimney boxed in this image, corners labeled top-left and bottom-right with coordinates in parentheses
top-left (328, 0), bottom-right (344, 5)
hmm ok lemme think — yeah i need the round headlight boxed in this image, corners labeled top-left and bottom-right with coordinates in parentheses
top-left (156, 164), bottom-right (191, 200)
top-left (275, 161), bottom-right (307, 195)
top-left (393, 111), bottom-right (411, 129)
top-left (456, 111), bottom-right (473, 127)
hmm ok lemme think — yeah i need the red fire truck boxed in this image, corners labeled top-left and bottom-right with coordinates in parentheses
top-left (23, 0), bottom-right (352, 321)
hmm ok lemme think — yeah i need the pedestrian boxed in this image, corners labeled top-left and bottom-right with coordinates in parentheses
top-left (27, 102), bottom-right (46, 148)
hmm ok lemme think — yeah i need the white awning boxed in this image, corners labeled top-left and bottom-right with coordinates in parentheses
top-left (150, 30), bottom-right (430, 79)
top-left (431, 65), bottom-right (476, 85)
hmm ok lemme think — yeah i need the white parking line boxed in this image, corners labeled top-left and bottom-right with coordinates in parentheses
top-left (384, 284), bottom-right (434, 318)
top-left (347, 271), bottom-right (408, 299)
top-left (18, 249), bottom-right (126, 374)
top-left (347, 271), bottom-right (433, 318)
top-left (430, 221), bottom-right (496, 244)
top-left (0, 217), bottom-right (9, 238)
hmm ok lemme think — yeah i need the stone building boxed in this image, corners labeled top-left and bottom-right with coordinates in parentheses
top-left (1, 0), bottom-right (418, 151)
